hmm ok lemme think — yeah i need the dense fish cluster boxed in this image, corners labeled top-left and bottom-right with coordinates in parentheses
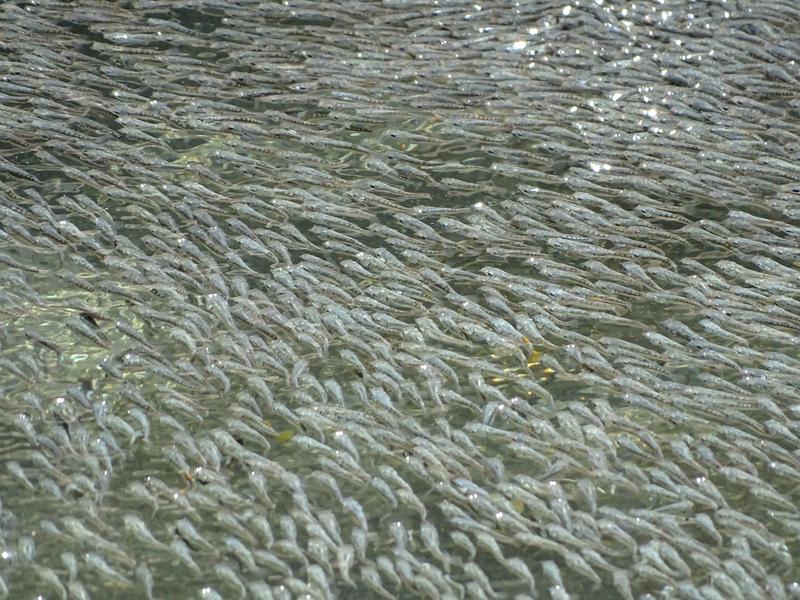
top-left (1, 0), bottom-right (800, 598)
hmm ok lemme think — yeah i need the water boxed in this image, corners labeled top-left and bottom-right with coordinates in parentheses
top-left (1, 0), bottom-right (800, 598)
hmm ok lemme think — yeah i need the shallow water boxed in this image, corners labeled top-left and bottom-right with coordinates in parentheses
top-left (1, 0), bottom-right (800, 598)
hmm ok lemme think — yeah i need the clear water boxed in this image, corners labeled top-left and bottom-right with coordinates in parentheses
top-left (1, 1), bottom-right (800, 598)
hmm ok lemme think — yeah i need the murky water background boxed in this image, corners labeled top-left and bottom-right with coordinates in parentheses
top-left (1, 0), bottom-right (800, 598)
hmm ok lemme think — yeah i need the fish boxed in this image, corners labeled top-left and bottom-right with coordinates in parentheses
top-left (0, 1), bottom-right (800, 599)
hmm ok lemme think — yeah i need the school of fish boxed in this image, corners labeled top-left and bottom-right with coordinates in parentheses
top-left (0, 0), bottom-right (799, 598)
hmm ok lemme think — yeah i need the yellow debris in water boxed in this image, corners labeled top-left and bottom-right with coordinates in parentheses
top-left (528, 349), bottom-right (542, 367)
top-left (275, 429), bottom-right (296, 444)
top-left (511, 498), bottom-right (525, 514)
